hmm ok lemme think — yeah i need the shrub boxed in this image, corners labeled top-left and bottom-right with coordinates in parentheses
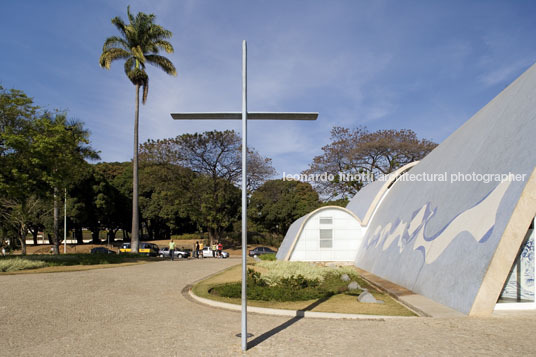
top-left (255, 261), bottom-right (334, 284)
top-left (209, 262), bottom-right (367, 302)
top-left (247, 269), bottom-right (268, 288)
top-left (211, 269), bottom-right (329, 301)
top-left (279, 274), bottom-right (319, 289)
top-left (211, 282), bottom-right (331, 301)
top-left (0, 258), bottom-right (47, 272)
top-left (7, 254), bottom-right (152, 267)
top-left (258, 253), bottom-right (276, 261)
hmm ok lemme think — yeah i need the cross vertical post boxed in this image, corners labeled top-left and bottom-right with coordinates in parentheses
top-left (171, 41), bottom-right (317, 352)
top-left (241, 39), bottom-right (248, 352)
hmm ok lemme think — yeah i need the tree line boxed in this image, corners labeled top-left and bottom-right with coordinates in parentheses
top-left (0, 84), bottom-right (437, 254)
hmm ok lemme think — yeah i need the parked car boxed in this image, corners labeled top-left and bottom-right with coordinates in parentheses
top-left (200, 247), bottom-right (229, 258)
top-left (119, 242), bottom-right (130, 253)
top-left (90, 247), bottom-right (116, 254)
top-left (158, 247), bottom-right (190, 259)
top-left (119, 242), bottom-right (159, 256)
top-left (248, 246), bottom-right (276, 257)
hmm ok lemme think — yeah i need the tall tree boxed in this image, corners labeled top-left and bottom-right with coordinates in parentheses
top-left (303, 126), bottom-right (437, 199)
top-left (0, 86), bottom-right (98, 253)
top-left (138, 162), bottom-right (197, 240)
top-left (30, 114), bottom-right (99, 254)
top-left (141, 130), bottom-right (276, 192)
top-left (99, 6), bottom-right (177, 253)
top-left (0, 86), bottom-right (41, 252)
top-left (140, 130), bottom-right (276, 244)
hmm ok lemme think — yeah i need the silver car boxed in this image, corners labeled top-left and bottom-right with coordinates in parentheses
top-left (200, 247), bottom-right (229, 258)
top-left (159, 247), bottom-right (190, 259)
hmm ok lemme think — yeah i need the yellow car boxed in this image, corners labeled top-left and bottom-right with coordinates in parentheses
top-left (119, 242), bottom-right (159, 256)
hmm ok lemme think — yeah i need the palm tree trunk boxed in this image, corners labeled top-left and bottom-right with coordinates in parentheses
top-left (131, 84), bottom-right (140, 253)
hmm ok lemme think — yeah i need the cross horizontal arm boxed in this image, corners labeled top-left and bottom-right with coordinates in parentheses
top-left (170, 112), bottom-right (318, 120)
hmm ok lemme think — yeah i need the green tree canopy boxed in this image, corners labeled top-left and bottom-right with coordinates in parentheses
top-left (0, 86), bottom-right (98, 253)
top-left (140, 130), bottom-right (275, 244)
top-left (249, 179), bottom-right (320, 236)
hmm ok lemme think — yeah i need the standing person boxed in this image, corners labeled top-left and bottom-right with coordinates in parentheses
top-left (199, 241), bottom-right (204, 258)
top-left (218, 242), bottom-right (223, 258)
top-left (169, 239), bottom-right (176, 261)
top-left (212, 242), bottom-right (217, 257)
top-left (195, 241), bottom-right (200, 259)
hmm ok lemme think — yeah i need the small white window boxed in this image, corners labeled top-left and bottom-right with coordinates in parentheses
top-left (319, 217), bottom-right (332, 225)
top-left (319, 228), bottom-right (333, 248)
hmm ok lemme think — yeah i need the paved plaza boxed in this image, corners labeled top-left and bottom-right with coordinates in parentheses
top-left (1, 259), bottom-right (535, 356)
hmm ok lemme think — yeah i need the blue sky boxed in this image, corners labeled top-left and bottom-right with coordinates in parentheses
top-left (1, 0), bottom-right (536, 176)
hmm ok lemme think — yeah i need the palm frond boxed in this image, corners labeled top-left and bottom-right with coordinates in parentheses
top-left (153, 40), bottom-right (174, 54)
top-left (103, 36), bottom-right (130, 51)
top-left (124, 57), bottom-right (136, 74)
top-left (127, 5), bottom-right (135, 25)
top-left (145, 55), bottom-right (177, 76)
top-left (131, 45), bottom-right (146, 64)
top-left (127, 68), bottom-right (148, 87)
top-left (148, 25), bottom-right (172, 40)
top-left (99, 48), bottom-right (130, 69)
top-left (111, 16), bottom-right (128, 39)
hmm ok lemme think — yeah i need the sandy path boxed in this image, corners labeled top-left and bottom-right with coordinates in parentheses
top-left (1, 258), bottom-right (535, 356)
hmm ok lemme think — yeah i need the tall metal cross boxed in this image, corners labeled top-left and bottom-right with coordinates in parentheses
top-left (171, 40), bottom-right (318, 351)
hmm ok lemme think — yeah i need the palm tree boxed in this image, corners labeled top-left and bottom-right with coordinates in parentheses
top-left (99, 6), bottom-right (176, 253)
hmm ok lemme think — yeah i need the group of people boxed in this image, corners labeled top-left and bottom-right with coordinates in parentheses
top-left (167, 239), bottom-right (223, 260)
top-left (192, 240), bottom-right (224, 259)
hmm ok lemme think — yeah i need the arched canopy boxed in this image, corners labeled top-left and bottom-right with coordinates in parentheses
top-left (277, 205), bottom-right (362, 261)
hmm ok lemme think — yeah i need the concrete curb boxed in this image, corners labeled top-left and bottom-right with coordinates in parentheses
top-left (188, 288), bottom-right (418, 320)
top-left (354, 267), bottom-right (464, 318)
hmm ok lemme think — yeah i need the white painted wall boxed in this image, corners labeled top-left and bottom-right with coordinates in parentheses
top-left (290, 208), bottom-right (365, 262)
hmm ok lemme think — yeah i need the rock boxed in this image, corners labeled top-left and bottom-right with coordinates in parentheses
top-left (348, 281), bottom-right (361, 290)
top-left (358, 290), bottom-right (384, 304)
top-left (340, 274), bottom-right (350, 282)
top-left (253, 256), bottom-right (261, 261)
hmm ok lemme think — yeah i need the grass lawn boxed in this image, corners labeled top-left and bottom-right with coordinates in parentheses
top-left (192, 263), bottom-right (416, 317)
top-left (0, 254), bottom-right (158, 274)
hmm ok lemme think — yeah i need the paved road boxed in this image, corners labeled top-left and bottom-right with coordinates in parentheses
top-left (1, 259), bottom-right (536, 356)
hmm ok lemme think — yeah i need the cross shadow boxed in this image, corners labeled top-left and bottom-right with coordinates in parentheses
top-left (247, 295), bottom-right (332, 349)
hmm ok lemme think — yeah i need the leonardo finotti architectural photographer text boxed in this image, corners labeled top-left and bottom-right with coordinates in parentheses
top-left (282, 171), bottom-right (527, 183)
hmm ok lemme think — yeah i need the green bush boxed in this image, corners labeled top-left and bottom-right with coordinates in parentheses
top-left (255, 260), bottom-right (332, 284)
top-left (279, 274), bottom-right (319, 289)
top-left (211, 281), bottom-right (331, 301)
top-left (0, 258), bottom-right (47, 272)
top-left (211, 269), bottom-right (329, 301)
top-left (1, 254), bottom-right (153, 268)
top-left (256, 260), bottom-right (366, 287)
top-left (258, 253), bottom-right (276, 261)
top-left (209, 267), bottom-right (366, 302)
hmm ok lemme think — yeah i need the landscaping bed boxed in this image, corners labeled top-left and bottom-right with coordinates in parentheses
top-left (0, 254), bottom-right (158, 273)
top-left (192, 260), bottom-right (416, 316)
